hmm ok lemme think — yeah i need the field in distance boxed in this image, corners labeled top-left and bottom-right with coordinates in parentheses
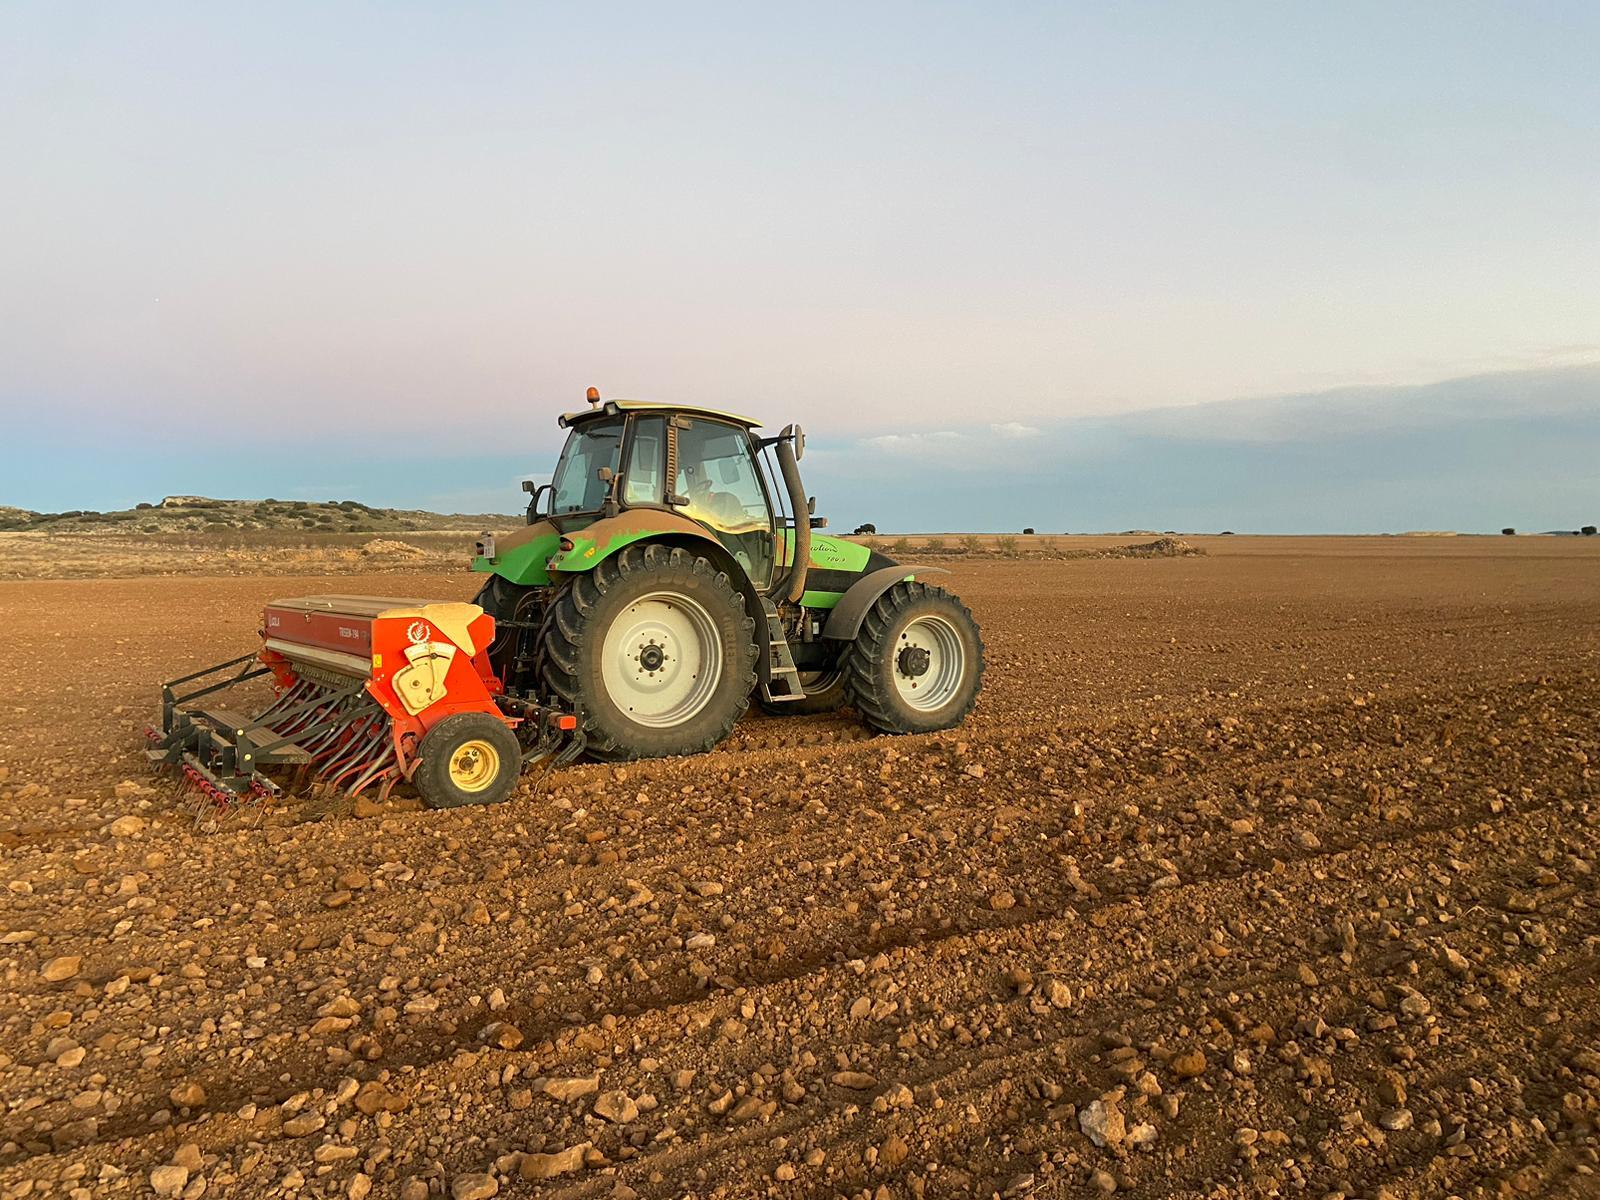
top-left (2, 509), bottom-right (1593, 580)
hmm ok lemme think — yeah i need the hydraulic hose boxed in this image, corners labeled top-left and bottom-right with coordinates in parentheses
top-left (777, 425), bottom-right (809, 603)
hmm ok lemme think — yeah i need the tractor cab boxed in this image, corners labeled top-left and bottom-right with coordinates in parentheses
top-left (539, 401), bottom-right (785, 590)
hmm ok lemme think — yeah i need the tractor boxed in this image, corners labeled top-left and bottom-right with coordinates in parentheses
top-left (148, 392), bottom-right (984, 813)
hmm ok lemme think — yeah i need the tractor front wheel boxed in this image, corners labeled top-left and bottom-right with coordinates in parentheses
top-left (539, 545), bottom-right (758, 760)
top-left (843, 582), bottom-right (984, 735)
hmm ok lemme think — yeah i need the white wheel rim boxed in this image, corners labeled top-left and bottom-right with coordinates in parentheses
top-left (601, 592), bottom-right (722, 728)
top-left (892, 614), bottom-right (966, 711)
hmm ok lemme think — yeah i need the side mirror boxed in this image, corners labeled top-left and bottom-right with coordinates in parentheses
top-left (809, 516), bottom-right (828, 529)
top-left (807, 495), bottom-right (817, 516)
top-left (596, 466), bottom-right (615, 483)
top-left (792, 425), bottom-right (805, 461)
top-left (524, 482), bottom-right (552, 524)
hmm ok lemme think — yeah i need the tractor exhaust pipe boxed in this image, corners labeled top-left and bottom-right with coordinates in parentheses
top-left (777, 424), bottom-right (809, 603)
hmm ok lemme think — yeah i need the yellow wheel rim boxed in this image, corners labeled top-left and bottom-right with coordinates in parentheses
top-left (448, 739), bottom-right (500, 793)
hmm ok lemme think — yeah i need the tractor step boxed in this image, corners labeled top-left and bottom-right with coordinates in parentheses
top-left (757, 600), bottom-right (804, 703)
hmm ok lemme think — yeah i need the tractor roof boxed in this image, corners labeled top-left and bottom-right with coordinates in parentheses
top-left (560, 399), bottom-right (761, 429)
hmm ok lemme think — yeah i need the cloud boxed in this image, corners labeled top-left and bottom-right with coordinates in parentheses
top-left (990, 421), bottom-right (1041, 439)
top-left (1123, 363), bottom-right (1600, 444)
top-left (860, 431), bottom-right (965, 454)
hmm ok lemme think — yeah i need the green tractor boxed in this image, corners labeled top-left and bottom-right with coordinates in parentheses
top-left (471, 391), bottom-right (985, 761)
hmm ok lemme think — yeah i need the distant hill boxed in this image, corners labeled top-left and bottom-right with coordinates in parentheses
top-left (0, 496), bottom-right (507, 534)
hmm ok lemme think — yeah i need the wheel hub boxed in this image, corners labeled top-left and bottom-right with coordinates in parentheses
top-left (638, 643), bottom-right (666, 672)
top-left (897, 645), bottom-right (931, 678)
top-left (448, 739), bottom-right (500, 793)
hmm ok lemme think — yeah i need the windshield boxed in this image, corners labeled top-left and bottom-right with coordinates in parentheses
top-left (550, 418), bottom-right (623, 514)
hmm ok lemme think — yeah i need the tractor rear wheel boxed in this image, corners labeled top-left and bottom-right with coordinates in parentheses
top-left (539, 544), bottom-right (757, 760)
top-left (843, 581), bottom-right (983, 735)
top-left (472, 574), bottom-right (542, 686)
top-left (757, 667), bottom-right (847, 715)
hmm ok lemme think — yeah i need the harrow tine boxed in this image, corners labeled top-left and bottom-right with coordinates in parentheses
top-left (320, 720), bottom-right (386, 788)
top-left (347, 742), bottom-right (399, 799)
top-left (274, 690), bottom-right (335, 737)
top-left (253, 678), bottom-right (311, 725)
top-left (322, 710), bottom-right (378, 760)
top-left (377, 769), bottom-right (402, 803)
top-left (298, 719), bottom-right (343, 756)
top-left (299, 702), bottom-right (366, 756)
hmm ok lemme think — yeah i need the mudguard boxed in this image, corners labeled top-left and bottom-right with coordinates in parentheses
top-left (822, 565), bottom-right (950, 641)
top-left (544, 511), bottom-right (730, 574)
top-left (470, 520), bottom-right (562, 586)
top-left (471, 513), bottom-right (730, 585)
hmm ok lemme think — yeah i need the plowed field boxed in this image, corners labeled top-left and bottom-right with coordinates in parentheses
top-left (2, 537), bottom-right (1597, 1199)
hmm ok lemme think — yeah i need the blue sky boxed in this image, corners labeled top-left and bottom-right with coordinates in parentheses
top-left (2, 3), bottom-right (1597, 530)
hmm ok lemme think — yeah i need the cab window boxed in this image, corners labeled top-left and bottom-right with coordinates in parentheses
top-left (675, 418), bottom-right (774, 586)
top-left (550, 418), bottom-right (623, 514)
top-left (623, 416), bottom-right (666, 505)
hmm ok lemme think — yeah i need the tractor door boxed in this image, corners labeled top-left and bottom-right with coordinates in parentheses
top-left (673, 418), bottom-right (776, 589)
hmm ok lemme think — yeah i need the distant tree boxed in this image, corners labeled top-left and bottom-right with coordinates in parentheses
top-left (1022, 527), bottom-right (1035, 535)
top-left (852, 522), bottom-right (877, 535)
top-left (135, 502), bottom-right (153, 510)
top-left (1218, 530), bottom-right (1235, 536)
top-left (1583, 525), bottom-right (1597, 536)
top-left (1502, 527), bottom-right (1516, 536)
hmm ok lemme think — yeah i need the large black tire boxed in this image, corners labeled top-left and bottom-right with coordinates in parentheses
top-left (538, 544), bottom-right (758, 760)
top-left (756, 667), bottom-right (847, 716)
top-left (472, 575), bottom-right (541, 685)
top-left (843, 581), bottom-right (984, 735)
top-left (414, 712), bottom-right (523, 809)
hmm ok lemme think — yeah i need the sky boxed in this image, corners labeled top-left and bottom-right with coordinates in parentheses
top-left (2, 3), bottom-right (1597, 531)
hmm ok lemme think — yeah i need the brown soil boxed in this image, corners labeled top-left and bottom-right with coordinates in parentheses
top-left (1, 537), bottom-right (1597, 1199)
